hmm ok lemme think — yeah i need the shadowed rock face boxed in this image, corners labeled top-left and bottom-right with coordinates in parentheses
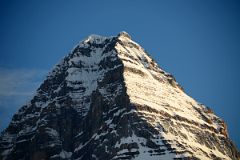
top-left (0, 32), bottom-right (239, 160)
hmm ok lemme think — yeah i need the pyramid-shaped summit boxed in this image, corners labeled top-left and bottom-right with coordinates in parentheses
top-left (0, 32), bottom-right (239, 160)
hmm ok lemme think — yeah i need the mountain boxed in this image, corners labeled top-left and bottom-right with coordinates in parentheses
top-left (0, 31), bottom-right (239, 160)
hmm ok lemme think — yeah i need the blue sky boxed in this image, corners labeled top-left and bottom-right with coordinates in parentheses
top-left (0, 0), bottom-right (239, 149)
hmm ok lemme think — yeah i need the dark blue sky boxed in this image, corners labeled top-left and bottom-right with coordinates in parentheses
top-left (0, 0), bottom-right (239, 149)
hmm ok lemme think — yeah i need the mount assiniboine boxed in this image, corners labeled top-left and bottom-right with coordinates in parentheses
top-left (0, 32), bottom-right (239, 160)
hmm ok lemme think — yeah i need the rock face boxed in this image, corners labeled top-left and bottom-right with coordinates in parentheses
top-left (0, 32), bottom-right (239, 160)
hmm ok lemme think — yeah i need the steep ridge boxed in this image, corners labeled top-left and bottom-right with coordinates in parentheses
top-left (0, 32), bottom-right (239, 160)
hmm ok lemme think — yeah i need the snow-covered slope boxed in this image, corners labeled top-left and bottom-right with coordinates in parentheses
top-left (0, 32), bottom-right (239, 160)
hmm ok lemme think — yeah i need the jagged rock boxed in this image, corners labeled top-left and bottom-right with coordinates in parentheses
top-left (0, 32), bottom-right (239, 160)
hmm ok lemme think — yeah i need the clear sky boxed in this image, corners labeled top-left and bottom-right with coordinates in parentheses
top-left (0, 0), bottom-right (239, 149)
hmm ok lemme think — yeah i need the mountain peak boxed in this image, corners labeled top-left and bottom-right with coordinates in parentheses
top-left (0, 32), bottom-right (239, 160)
top-left (81, 31), bottom-right (132, 45)
top-left (118, 31), bottom-right (132, 39)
